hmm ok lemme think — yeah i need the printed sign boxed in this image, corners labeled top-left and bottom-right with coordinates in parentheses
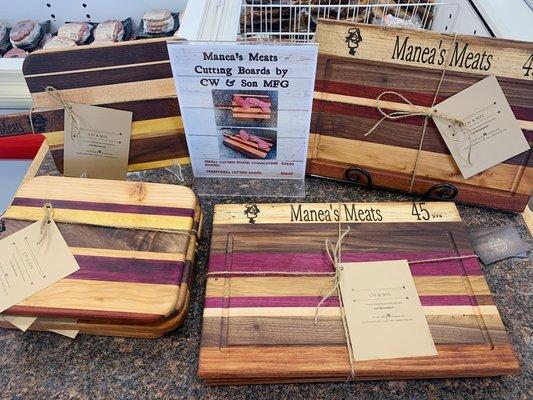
top-left (167, 42), bottom-right (318, 179)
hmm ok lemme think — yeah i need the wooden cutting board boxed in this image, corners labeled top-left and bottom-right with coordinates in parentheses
top-left (0, 38), bottom-right (188, 172)
top-left (199, 202), bottom-right (519, 384)
top-left (309, 20), bottom-right (533, 212)
top-left (0, 176), bottom-right (199, 324)
top-left (0, 203), bottom-right (202, 338)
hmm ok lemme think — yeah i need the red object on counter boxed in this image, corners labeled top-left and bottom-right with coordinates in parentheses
top-left (0, 134), bottom-right (45, 159)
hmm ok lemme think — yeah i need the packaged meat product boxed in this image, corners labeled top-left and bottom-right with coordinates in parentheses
top-left (58, 22), bottom-right (93, 44)
top-left (3, 47), bottom-right (27, 58)
top-left (0, 24), bottom-right (11, 55)
top-left (10, 19), bottom-right (50, 51)
top-left (43, 36), bottom-right (77, 50)
top-left (93, 18), bottom-right (132, 43)
top-left (134, 11), bottom-right (179, 39)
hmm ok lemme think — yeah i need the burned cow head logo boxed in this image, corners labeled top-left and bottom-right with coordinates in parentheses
top-left (244, 204), bottom-right (260, 224)
top-left (345, 27), bottom-right (363, 56)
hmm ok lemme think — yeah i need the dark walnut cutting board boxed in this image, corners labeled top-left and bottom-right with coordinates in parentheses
top-left (0, 176), bottom-right (199, 325)
top-left (0, 38), bottom-right (188, 172)
top-left (309, 20), bottom-right (533, 212)
top-left (199, 202), bottom-right (519, 385)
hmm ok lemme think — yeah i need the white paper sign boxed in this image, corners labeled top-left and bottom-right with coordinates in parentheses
top-left (167, 42), bottom-right (318, 179)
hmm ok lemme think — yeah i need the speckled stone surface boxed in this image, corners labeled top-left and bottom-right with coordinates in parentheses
top-left (0, 153), bottom-right (531, 399)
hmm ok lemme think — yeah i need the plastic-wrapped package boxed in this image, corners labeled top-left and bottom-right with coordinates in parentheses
top-left (58, 22), bottom-right (94, 44)
top-left (0, 24), bottom-right (11, 55)
top-left (93, 18), bottom-right (132, 43)
top-left (3, 47), bottom-right (27, 58)
top-left (9, 20), bottom-right (50, 51)
top-left (134, 10), bottom-right (179, 39)
top-left (43, 36), bottom-right (77, 50)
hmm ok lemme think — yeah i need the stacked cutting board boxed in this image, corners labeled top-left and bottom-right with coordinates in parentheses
top-left (0, 176), bottom-right (202, 338)
top-left (310, 21), bottom-right (533, 212)
top-left (199, 202), bottom-right (519, 384)
top-left (222, 131), bottom-right (274, 159)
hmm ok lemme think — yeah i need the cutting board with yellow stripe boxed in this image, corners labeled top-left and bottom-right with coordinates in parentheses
top-left (4, 38), bottom-right (188, 172)
top-left (0, 176), bottom-right (199, 324)
top-left (199, 202), bottom-right (519, 384)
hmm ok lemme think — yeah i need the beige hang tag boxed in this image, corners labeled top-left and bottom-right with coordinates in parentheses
top-left (339, 260), bottom-right (437, 361)
top-left (0, 315), bottom-right (37, 331)
top-left (63, 103), bottom-right (132, 180)
top-left (432, 75), bottom-right (529, 179)
top-left (0, 219), bottom-right (80, 313)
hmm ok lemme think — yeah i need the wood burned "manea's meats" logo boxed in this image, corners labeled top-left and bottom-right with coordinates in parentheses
top-left (345, 27), bottom-right (363, 56)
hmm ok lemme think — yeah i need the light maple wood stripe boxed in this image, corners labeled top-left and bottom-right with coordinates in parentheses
top-left (5, 206), bottom-right (193, 231)
top-left (31, 78), bottom-right (177, 108)
top-left (205, 276), bottom-right (491, 297)
top-left (202, 305), bottom-right (501, 318)
top-left (312, 134), bottom-right (532, 194)
top-left (16, 279), bottom-right (179, 316)
top-left (11, 176), bottom-right (197, 209)
top-left (69, 247), bottom-right (186, 262)
top-left (44, 116), bottom-right (184, 149)
top-left (213, 202), bottom-right (461, 225)
top-left (313, 92), bottom-right (533, 131)
top-left (127, 157), bottom-right (191, 172)
top-left (316, 20), bottom-right (533, 81)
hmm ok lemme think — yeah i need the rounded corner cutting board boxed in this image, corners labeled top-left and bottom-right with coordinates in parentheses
top-left (0, 176), bottom-right (199, 324)
top-left (199, 202), bottom-right (520, 384)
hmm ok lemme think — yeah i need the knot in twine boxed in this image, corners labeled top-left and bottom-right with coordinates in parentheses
top-left (30, 86), bottom-right (81, 139)
top-left (363, 33), bottom-right (474, 193)
top-left (37, 202), bottom-right (54, 245)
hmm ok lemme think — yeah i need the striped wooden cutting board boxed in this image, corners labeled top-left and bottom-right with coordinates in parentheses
top-left (0, 176), bottom-right (199, 324)
top-left (0, 202), bottom-right (202, 338)
top-left (0, 38), bottom-right (188, 172)
top-left (199, 202), bottom-right (519, 384)
top-left (309, 20), bottom-right (533, 212)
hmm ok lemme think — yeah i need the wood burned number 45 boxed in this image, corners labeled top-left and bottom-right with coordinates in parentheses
top-left (412, 202), bottom-right (442, 221)
top-left (523, 53), bottom-right (533, 77)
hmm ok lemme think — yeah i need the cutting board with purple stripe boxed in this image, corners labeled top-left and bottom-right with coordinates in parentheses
top-left (199, 202), bottom-right (519, 384)
top-left (0, 176), bottom-right (199, 323)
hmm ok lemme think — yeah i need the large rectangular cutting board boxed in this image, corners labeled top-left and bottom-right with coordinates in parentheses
top-left (0, 176), bottom-right (198, 324)
top-left (199, 202), bottom-right (520, 384)
top-left (309, 20), bottom-right (532, 212)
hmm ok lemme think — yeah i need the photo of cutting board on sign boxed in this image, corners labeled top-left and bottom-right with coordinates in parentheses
top-left (217, 94), bottom-right (272, 120)
top-left (222, 129), bottom-right (275, 159)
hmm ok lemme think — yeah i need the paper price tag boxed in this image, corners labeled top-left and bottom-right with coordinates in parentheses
top-left (0, 220), bottom-right (80, 313)
top-left (339, 260), bottom-right (437, 361)
top-left (64, 103), bottom-right (132, 180)
top-left (432, 76), bottom-right (529, 179)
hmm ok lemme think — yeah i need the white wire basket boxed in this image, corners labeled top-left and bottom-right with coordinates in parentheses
top-left (240, 0), bottom-right (462, 42)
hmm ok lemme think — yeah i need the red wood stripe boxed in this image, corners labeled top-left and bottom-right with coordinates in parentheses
top-left (70, 255), bottom-right (184, 285)
top-left (204, 295), bottom-right (490, 308)
top-left (11, 197), bottom-right (195, 217)
top-left (4, 305), bottom-right (162, 322)
top-left (208, 251), bottom-right (482, 276)
top-left (315, 80), bottom-right (533, 122)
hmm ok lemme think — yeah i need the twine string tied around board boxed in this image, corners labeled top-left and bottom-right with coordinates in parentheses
top-left (37, 202), bottom-right (54, 245)
top-left (364, 33), bottom-right (474, 193)
top-left (30, 86), bottom-right (81, 139)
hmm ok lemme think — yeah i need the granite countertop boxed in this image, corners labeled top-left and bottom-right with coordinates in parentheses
top-left (1, 153), bottom-right (531, 399)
